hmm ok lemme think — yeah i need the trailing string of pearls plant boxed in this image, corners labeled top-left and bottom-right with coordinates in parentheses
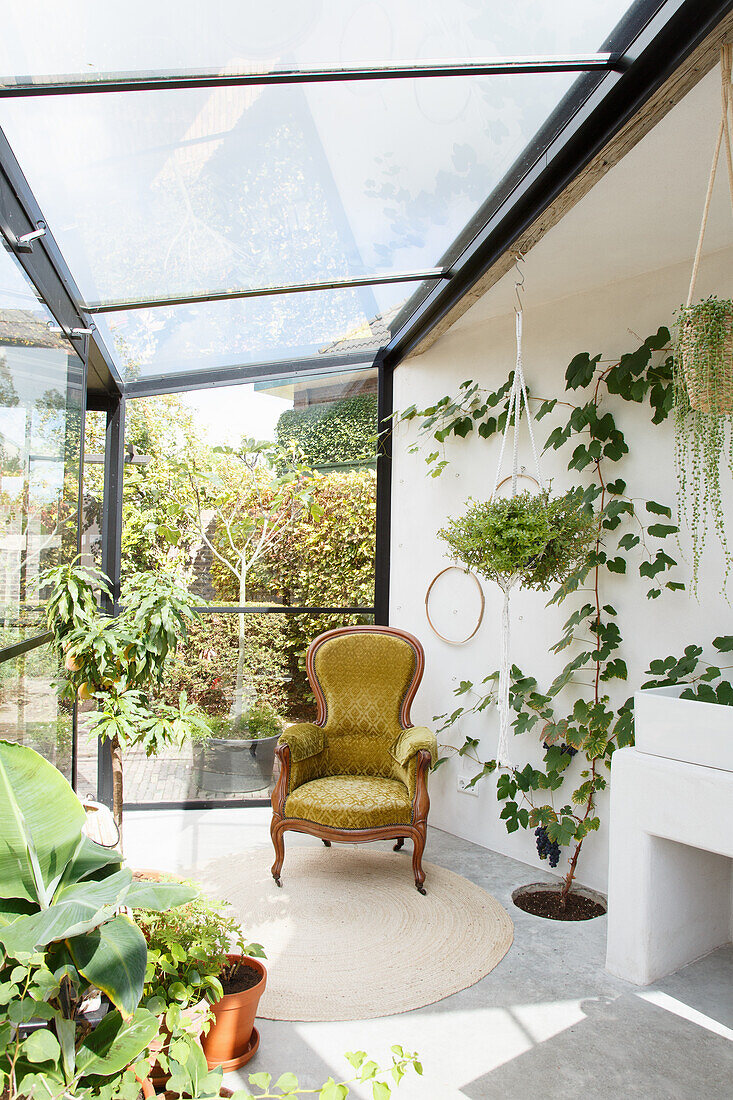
top-left (673, 45), bottom-right (733, 596)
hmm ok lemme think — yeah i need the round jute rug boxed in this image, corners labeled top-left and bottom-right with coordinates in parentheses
top-left (190, 844), bottom-right (513, 1021)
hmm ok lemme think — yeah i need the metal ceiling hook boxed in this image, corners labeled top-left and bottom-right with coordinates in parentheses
top-left (512, 250), bottom-right (525, 312)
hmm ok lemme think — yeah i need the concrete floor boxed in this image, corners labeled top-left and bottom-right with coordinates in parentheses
top-left (124, 809), bottom-right (733, 1100)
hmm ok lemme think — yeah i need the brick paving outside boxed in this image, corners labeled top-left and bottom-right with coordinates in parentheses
top-left (76, 739), bottom-right (271, 803)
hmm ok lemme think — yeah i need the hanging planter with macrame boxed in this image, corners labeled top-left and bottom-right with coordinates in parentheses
top-left (439, 261), bottom-right (596, 767)
top-left (674, 46), bottom-right (733, 595)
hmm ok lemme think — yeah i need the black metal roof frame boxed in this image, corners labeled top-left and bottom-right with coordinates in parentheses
top-left (0, 54), bottom-right (621, 97)
top-left (0, 0), bottom-right (731, 399)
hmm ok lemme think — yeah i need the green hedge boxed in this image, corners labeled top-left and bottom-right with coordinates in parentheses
top-left (276, 393), bottom-right (377, 467)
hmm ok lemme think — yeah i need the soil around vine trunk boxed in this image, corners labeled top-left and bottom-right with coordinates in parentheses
top-left (221, 962), bottom-right (261, 995)
top-left (513, 886), bottom-right (606, 921)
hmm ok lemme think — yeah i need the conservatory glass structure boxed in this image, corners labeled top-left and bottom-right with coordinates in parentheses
top-left (0, 0), bottom-right (725, 807)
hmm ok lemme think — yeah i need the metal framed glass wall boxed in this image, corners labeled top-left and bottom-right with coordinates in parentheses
top-left (0, 239), bottom-right (86, 784)
top-left (90, 362), bottom-right (389, 809)
top-left (0, 0), bottom-right (729, 807)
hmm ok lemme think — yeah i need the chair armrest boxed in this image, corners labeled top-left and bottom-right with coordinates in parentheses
top-left (278, 722), bottom-right (325, 762)
top-left (389, 725), bottom-right (438, 767)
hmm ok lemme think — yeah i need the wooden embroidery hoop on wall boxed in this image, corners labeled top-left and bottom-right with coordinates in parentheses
top-left (492, 471), bottom-right (540, 498)
top-left (425, 566), bottom-right (485, 645)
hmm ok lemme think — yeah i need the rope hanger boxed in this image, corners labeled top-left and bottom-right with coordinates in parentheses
top-left (492, 253), bottom-right (546, 768)
top-left (687, 44), bottom-right (733, 307)
top-left (490, 254), bottom-right (546, 500)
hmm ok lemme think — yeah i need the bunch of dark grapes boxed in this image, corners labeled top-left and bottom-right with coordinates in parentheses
top-left (542, 741), bottom-right (578, 758)
top-left (535, 825), bottom-right (561, 868)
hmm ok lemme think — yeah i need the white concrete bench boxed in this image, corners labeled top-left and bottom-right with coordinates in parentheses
top-left (605, 747), bottom-right (733, 985)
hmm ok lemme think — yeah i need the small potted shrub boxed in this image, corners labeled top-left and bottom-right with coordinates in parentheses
top-left (39, 559), bottom-right (206, 847)
top-left (135, 891), bottom-right (266, 1074)
top-left (193, 701), bottom-right (282, 795)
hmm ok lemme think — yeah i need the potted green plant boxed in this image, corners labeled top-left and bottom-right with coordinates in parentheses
top-left (673, 295), bottom-right (733, 594)
top-left (0, 739), bottom-right (195, 1099)
top-left (192, 702), bottom-right (283, 796)
top-left (636, 635), bottom-right (733, 772)
top-left (38, 559), bottom-right (208, 847)
top-left (439, 488), bottom-right (595, 766)
top-left (438, 488), bottom-right (596, 592)
top-left (134, 891), bottom-right (266, 1076)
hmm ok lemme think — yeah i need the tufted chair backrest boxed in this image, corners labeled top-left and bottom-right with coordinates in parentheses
top-left (308, 626), bottom-right (424, 779)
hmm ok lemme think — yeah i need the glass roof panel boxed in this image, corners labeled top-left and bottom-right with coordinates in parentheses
top-left (1, 2), bottom-right (634, 79)
top-left (0, 73), bottom-right (575, 305)
top-left (92, 280), bottom-right (414, 380)
top-left (0, 0), bottom-right (640, 382)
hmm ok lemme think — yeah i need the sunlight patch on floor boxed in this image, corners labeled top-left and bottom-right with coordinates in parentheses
top-left (289, 999), bottom-right (589, 1098)
top-left (636, 990), bottom-right (733, 1041)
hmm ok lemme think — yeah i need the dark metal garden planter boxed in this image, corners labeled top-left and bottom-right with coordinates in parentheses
top-left (194, 734), bottom-right (279, 795)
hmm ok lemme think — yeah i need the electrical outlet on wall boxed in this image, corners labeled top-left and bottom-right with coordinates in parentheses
top-left (457, 772), bottom-right (479, 797)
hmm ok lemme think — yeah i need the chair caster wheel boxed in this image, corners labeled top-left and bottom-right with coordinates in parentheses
top-left (322, 839), bottom-right (331, 847)
top-left (393, 838), bottom-right (405, 851)
top-left (416, 883), bottom-right (426, 895)
top-left (273, 874), bottom-right (282, 887)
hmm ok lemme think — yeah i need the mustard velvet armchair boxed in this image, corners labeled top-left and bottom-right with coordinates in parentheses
top-left (270, 625), bottom-right (438, 893)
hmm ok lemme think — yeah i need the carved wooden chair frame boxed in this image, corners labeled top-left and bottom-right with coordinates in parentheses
top-left (270, 625), bottom-right (432, 893)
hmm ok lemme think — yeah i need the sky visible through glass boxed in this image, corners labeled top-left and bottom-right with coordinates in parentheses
top-left (0, 1), bottom-right (635, 380)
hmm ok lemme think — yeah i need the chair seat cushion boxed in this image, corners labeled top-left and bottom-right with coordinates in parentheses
top-left (284, 775), bottom-right (412, 829)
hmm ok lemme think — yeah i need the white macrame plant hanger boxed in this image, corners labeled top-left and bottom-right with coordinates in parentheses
top-left (492, 258), bottom-right (546, 768)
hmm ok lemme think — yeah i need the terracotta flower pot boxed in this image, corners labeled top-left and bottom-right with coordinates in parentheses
top-left (200, 955), bottom-right (266, 1071)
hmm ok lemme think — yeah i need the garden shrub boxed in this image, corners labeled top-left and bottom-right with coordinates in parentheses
top-left (276, 393), bottom-right (378, 467)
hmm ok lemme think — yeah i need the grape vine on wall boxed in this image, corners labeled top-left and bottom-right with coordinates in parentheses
top-left (396, 327), bottom-right (695, 903)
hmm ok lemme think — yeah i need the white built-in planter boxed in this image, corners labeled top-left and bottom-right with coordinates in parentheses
top-left (634, 685), bottom-right (733, 773)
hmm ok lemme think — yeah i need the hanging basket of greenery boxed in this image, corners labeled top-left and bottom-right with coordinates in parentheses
top-left (673, 300), bottom-right (733, 594)
top-left (439, 489), bottom-right (596, 595)
top-left (439, 488), bottom-right (595, 768)
top-left (672, 47), bottom-right (733, 593)
top-left (676, 296), bottom-right (733, 414)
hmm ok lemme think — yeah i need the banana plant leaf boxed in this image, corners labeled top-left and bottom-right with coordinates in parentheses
top-left (0, 739), bottom-right (86, 905)
top-left (124, 880), bottom-right (196, 911)
top-left (60, 834), bottom-right (122, 884)
top-left (0, 897), bottom-right (34, 927)
top-left (0, 742), bottom-right (196, 957)
top-left (75, 1006), bottom-right (159, 1077)
top-left (0, 869), bottom-right (137, 956)
top-left (0, 900), bottom-right (119, 957)
top-left (68, 914), bottom-right (148, 1017)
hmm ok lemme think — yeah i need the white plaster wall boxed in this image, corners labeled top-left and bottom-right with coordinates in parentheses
top-left (390, 244), bottom-right (733, 894)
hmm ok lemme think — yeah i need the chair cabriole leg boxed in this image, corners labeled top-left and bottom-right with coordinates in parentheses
top-left (393, 837), bottom-right (405, 851)
top-left (271, 819), bottom-right (285, 887)
top-left (412, 826), bottom-right (427, 895)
